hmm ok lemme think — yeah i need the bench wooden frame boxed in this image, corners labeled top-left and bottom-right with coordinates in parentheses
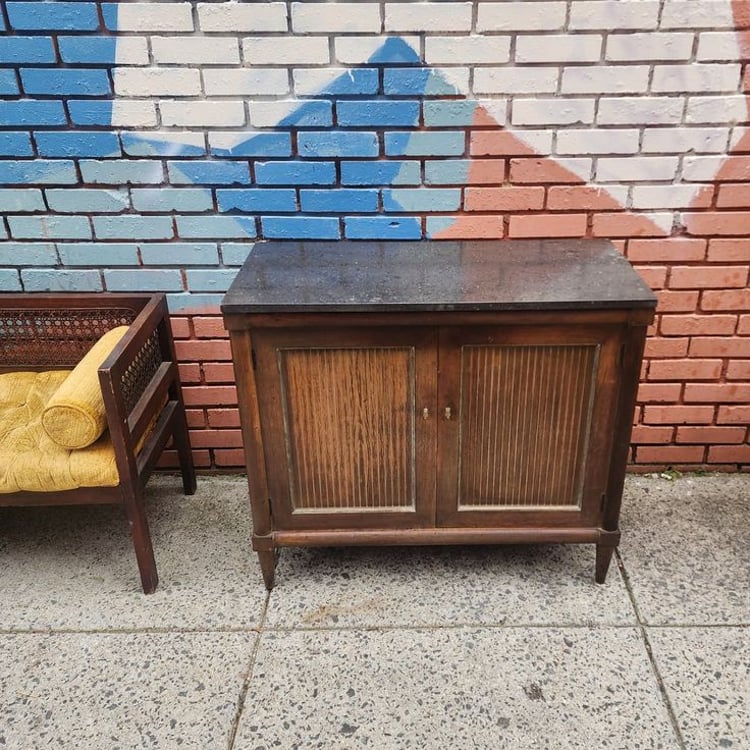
top-left (0, 293), bottom-right (196, 593)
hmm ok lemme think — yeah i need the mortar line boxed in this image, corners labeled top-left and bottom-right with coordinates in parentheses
top-left (227, 588), bottom-right (271, 750)
top-left (616, 548), bottom-right (687, 750)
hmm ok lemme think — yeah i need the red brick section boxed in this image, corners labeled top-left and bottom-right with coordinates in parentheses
top-left (434, 215), bottom-right (506, 239)
top-left (465, 186), bottom-right (545, 211)
top-left (159, 311), bottom-right (243, 471)
top-left (641, 124), bottom-right (750, 468)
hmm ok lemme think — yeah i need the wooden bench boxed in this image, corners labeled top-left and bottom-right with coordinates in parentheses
top-left (0, 293), bottom-right (196, 593)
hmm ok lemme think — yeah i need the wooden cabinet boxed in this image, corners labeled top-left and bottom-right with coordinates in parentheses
top-left (222, 240), bottom-right (656, 589)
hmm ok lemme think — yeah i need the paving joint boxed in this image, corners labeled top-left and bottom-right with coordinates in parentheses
top-left (260, 621), bottom-right (637, 633)
top-left (227, 589), bottom-right (271, 750)
top-left (616, 549), bottom-right (688, 750)
top-left (0, 626), bottom-right (264, 636)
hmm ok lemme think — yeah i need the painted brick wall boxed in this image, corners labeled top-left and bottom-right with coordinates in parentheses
top-left (1, 0), bottom-right (748, 471)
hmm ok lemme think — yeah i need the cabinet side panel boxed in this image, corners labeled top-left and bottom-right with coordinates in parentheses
top-left (458, 344), bottom-right (597, 508)
top-left (279, 347), bottom-right (416, 512)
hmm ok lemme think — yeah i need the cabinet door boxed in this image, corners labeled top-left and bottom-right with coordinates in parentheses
top-left (436, 325), bottom-right (622, 528)
top-left (253, 327), bottom-right (437, 530)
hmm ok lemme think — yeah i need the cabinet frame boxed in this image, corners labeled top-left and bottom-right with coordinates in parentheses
top-left (225, 307), bottom-right (651, 590)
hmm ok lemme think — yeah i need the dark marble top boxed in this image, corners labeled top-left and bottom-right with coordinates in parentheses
top-left (221, 240), bottom-right (657, 313)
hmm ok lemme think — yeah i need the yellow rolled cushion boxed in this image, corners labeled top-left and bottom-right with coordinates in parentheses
top-left (41, 326), bottom-right (129, 449)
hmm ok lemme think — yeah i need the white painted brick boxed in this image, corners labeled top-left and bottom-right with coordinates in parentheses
top-left (243, 37), bottom-right (329, 65)
top-left (652, 64), bottom-right (742, 93)
top-left (111, 101), bottom-right (158, 128)
top-left (730, 127), bottom-right (750, 150)
top-left (114, 68), bottom-right (202, 97)
top-left (556, 158), bottom-right (594, 181)
top-left (557, 129), bottom-right (640, 155)
top-left (293, 2), bottom-right (381, 32)
top-left (661, 0), bottom-right (737, 29)
top-left (640, 213), bottom-right (675, 234)
top-left (386, 3), bottom-right (472, 32)
top-left (116, 3), bottom-right (193, 31)
top-left (114, 38), bottom-right (150, 66)
top-left (596, 157), bottom-right (680, 181)
top-left (477, 2), bottom-right (565, 31)
top-left (682, 156), bottom-right (730, 181)
top-left (292, 68), bottom-right (351, 96)
top-left (594, 184), bottom-right (630, 205)
top-left (337, 36), bottom-right (420, 64)
top-left (631, 184), bottom-right (703, 209)
top-left (512, 98), bottom-right (595, 126)
top-left (208, 131), bottom-right (265, 151)
top-left (697, 32), bottom-right (743, 61)
top-left (511, 130), bottom-right (555, 153)
top-left (250, 100), bottom-right (308, 128)
top-left (473, 67), bottom-right (558, 95)
top-left (151, 36), bottom-right (239, 65)
top-left (203, 68), bottom-right (289, 96)
top-left (477, 100), bottom-right (508, 127)
top-left (561, 65), bottom-right (649, 94)
top-left (605, 32), bottom-right (694, 62)
top-left (293, 68), bottom-right (371, 96)
top-left (686, 95), bottom-right (749, 123)
top-left (160, 100), bottom-right (246, 127)
top-left (127, 130), bottom-right (206, 153)
top-left (597, 97), bottom-right (685, 125)
top-left (434, 67), bottom-right (471, 95)
top-left (569, 1), bottom-right (659, 30)
top-left (516, 34), bottom-right (602, 63)
top-left (197, 2), bottom-right (287, 32)
top-left (426, 36), bottom-right (511, 64)
top-left (642, 127), bottom-right (729, 154)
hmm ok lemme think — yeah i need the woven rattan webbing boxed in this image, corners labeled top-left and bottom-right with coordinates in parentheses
top-left (0, 307), bottom-right (137, 368)
top-left (121, 332), bottom-right (162, 414)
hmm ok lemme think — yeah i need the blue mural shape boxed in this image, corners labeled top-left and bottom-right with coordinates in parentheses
top-left (0, 22), bottom-right (486, 306)
top-left (122, 37), bottom-right (479, 252)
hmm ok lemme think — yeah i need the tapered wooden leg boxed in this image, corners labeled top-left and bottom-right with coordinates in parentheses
top-left (258, 549), bottom-right (276, 590)
top-left (123, 488), bottom-right (158, 594)
top-left (172, 402), bottom-right (197, 496)
top-left (595, 543), bottom-right (616, 584)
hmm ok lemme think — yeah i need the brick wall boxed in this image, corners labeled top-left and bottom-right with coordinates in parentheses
top-left (0, 1), bottom-right (748, 470)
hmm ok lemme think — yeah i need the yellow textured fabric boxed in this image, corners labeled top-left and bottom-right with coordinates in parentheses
top-left (41, 326), bottom-right (129, 449)
top-left (0, 371), bottom-right (120, 493)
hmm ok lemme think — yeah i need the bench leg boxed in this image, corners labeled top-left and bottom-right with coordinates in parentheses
top-left (172, 401), bottom-right (197, 496)
top-left (122, 486), bottom-right (158, 594)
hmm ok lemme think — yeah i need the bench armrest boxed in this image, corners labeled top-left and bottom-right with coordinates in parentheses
top-left (98, 295), bottom-right (183, 480)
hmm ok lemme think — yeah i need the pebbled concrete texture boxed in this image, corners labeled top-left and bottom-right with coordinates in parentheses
top-left (237, 627), bottom-right (680, 750)
top-left (648, 627), bottom-right (750, 750)
top-left (0, 477), bottom-right (266, 631)
top-left (619, 474), bottom-right (750, 626)
top-left (266, 543), bottom-right (637, 628)
top-left (0, 473), bottom-right (747, 748)
top-left (0, 631), bottom-right (256, 749)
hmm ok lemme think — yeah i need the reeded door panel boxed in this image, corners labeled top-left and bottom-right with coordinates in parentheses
top-left (253, 328), bottom-right (437, 529)
top-left (437, 326), bottom-right (621, 527)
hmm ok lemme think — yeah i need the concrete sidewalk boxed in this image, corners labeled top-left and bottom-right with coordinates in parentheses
top-left (1, 474), bottom-right (748, 749)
